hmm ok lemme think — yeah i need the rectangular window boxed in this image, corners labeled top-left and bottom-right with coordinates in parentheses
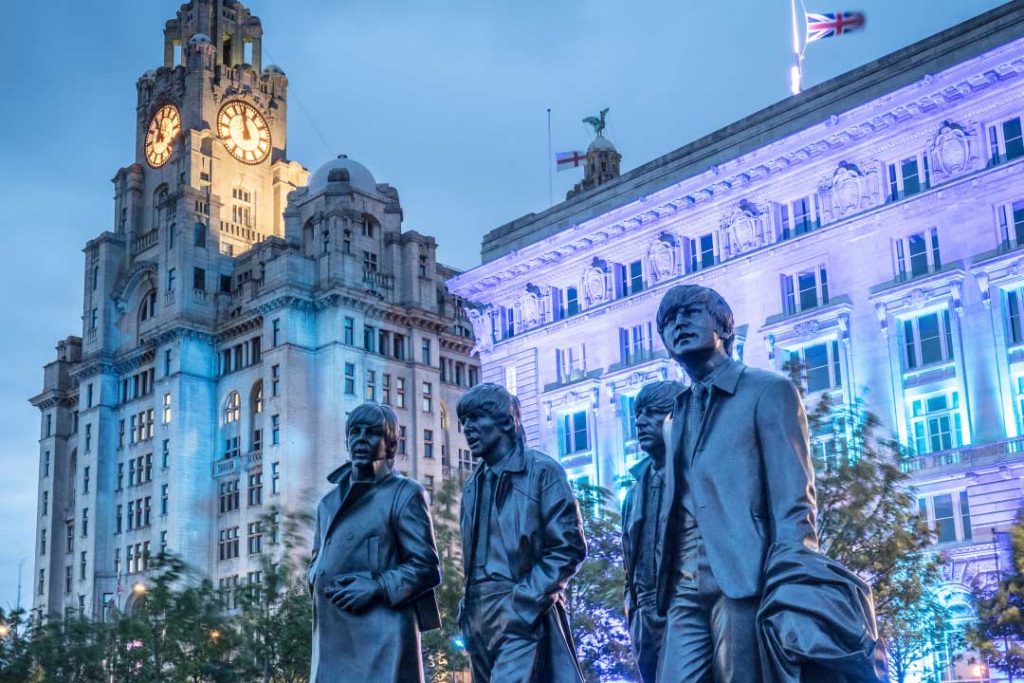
top-left (997, 200), bottom-right (1024, 250)
top-left (894, 228), bottom-right (941, 281)
top-left (344, 363), bottom-right (356, 395)
top-left (83, 466), bottom-right (90, 494)
top-left (247, 521), bottom-right (263, 555)
top-left (786, 341), bottom-right (842, 393)
top-left (249, 472), bottom-right (263, 506)
top-left (343, 317), bottom-right (354, 345)
top-left (271, 415), bottom-right (280, 445)
top-left (167, 267), bottom-right (176, 292)
top-left (43, 451), bottom-right (50, 477)
top-left (90, 308), bottom-right (98, 331)
top-left (192, 267), bottom-right (205, 291)
top-left (423, 429), bottom-right (434, 459)
top-left (272, 318), bottom-right (281, 347)
top-left (393, 334), bottom-right (406, 360)
top-left (366, 369), bottom-right (376, 401)
top-left (271, 364), bottom-right (280, 396)
top-left (161, 484), bottom-right (168, 515)
top-left (398, 426), bottom-right (407, 455)
top-left (560, 410), bottom-right (590, 456)
top-left (780, 265), bottom-right (829, 315)
top-left (933, 493), bottom-right (956, 543)
top-left (628, 259), bottom-right (644, 295)
top-left (80, 551), bottom-right (87, 580)
top-left (363, 251), bottom-right (378, 273)
top-left (910, 391), bottom-right (964, 455)
top-left (902, 309), bottom-right (954, 370)
top-left (85, 424), bottom-right (92, 452)
top-left (162, 392), bottom-right (172, 423)
top-left (81, 508), bottom-right (89, 537)
top-left (115, 504), bottom-right (122, 534)
top-left (988, 116), bottom-right (1024, 165)
top-left (696, 233), bottom-right (716, 269)
top-left (42, 491), bottom-right (48, 515)
top-left (382, 374), bottom-right (392, 405)
top-left (161, 439), bottom-right (169, 468)
top-left (887, 155), bottom-right (929, 200)
top-left (421, 382), bottom-right (433, 412)
top-left (621, 393), bottom-right (638, 444)
top-left (421, 339), bottom-right (431, 365)
top-left (271, 462), bottom-right (280, 494)
top-left (557, 345), bottom-right (586, 382)
top-left (396, 377), bottom-right (406, 409)
top-left (86, 384), bottom-right (94, 408)
top-left (565, 286), bottom-right (580, 317)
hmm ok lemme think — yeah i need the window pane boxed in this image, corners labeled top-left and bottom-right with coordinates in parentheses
top-left (1004, 118), bottom-right (1024, 160)
top-left (933, 494), bottom-right (956, 543)
top-left (797, 271), bottom-right (818, 311)
top-left (572, 411), bottom-right (589, 452)
top-left (901, 158), bottom-right (920, 196)
top-left (903, 319), bottom-right (917, 369)
top-left (804, 344), bottom-right (830, 393)
top-left (959, 491), bottom-right (972, 541)
top-left (908, 234), bottom-right (928, 277)
top-left (700, 234), bottom-right (715, 268)
top-left (918, 313), bottom-right (942, 365)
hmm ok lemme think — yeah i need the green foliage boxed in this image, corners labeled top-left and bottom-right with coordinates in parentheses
top-left (421, 477), bottom-right (469, 683)
top-left (968, 510), bottom-right (1024, 681)
top-left (566, 483), bottom-right (638, 683)
top-left (803, 387), bottom-right (955, 683)
top-left (0, 508), bottom-right (315, 683)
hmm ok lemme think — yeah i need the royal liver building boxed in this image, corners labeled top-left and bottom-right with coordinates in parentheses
top-left (31, 0), bottom-right (478, 620)
top-left (450, 3), bottom-right (1024, 678)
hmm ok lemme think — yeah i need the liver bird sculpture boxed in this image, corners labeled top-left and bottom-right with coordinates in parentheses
top-left (583, 108), bottom-right (609, 137)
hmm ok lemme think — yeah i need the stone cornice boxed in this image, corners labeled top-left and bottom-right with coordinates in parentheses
top-left (451, 14), bottom-right (1024, 298)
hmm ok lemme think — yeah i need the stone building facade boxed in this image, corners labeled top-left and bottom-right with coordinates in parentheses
top-left (31, 0), bottom-right (477, 620)
top-left (449, 4), bottom-right (1024, 679)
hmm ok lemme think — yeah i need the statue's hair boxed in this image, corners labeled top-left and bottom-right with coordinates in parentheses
top-left (635, 381), bottom-right (687, 416)
top-left (656, 285), bottom-right (736, 355)
top-left (456, 383), bottom-right (524, 443)
top-left (346, 402), bottom-right (399, 457)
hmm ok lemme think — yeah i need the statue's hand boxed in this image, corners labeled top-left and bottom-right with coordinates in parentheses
top-left (327, 575), bottom-right (382, 613)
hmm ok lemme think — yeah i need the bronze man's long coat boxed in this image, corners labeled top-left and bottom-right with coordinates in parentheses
top-left (308, 462), bottom-right (441, 683)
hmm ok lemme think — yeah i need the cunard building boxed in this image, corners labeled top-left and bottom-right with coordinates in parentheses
top-left (449, 3), bottom-right (1024, 679)
top-left (31, 0), bottom-right (477, 620)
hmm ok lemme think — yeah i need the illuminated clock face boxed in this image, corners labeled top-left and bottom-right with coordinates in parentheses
top-left (144, 104), bottom-right (181, 168)
top-left (217, 100), bottom-right (271, 164)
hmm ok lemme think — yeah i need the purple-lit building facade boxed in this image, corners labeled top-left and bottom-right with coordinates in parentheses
top-left (449, 4), bottom-right (1024, 679)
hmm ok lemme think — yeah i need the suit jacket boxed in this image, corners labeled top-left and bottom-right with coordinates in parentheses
top-left (656, 359), bottom-right (818, 612)
top-left (307, 462), bottom-right (441, 683)
top-left (459, 443), bottom-right (587, 681)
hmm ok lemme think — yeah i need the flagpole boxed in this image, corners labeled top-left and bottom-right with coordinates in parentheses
top-left (547, 108), bottom-right (553, 206)
top-left (789, 0), bottom-right (803, 95)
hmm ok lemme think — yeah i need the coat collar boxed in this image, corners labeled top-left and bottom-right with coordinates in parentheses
top-left (629, 455), bottom-right (663, 481)
top-left (675, 358), bottom-right (745, 405)
top-left (468, 439), bottom-right (526, 485)
top-left (326, 459), bottom-right (395, 486)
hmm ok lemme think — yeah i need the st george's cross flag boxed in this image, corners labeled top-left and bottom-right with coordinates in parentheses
top-left (556, 150), bottom-right (587, 171)
top-left (805, 10), bottom-right (866, 43)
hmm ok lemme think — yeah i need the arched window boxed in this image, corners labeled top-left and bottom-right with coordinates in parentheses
top-left (68, 450), bottom-right (78, 510)
top-left (303, 219), bottom-right (315, 256)
top-left (153, 185), bottom-right (169, 228)
top-left (168, 222), bottom-right (176, 249)
top-left (224, 391), bottom-right (241, 424)
top-left (138, 289), bottom-right (158, 323)
top-left (194, 222), bottom-right (207, 248)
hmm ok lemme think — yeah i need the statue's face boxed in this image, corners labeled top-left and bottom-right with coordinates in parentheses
top-left (635, 404), bottom-right (671, 458)
top-left (660, 299), bottom-right (723, 362)
top-left (347, 418), bottom-right (389, 468)
top-left (460, 410), bottom-right (507, 460)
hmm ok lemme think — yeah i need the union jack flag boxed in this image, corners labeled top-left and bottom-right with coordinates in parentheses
top-left (805, 10), bottom-right (866, 43)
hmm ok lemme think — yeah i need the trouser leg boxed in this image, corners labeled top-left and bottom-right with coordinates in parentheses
top-left (656, 578), bottom-right (714, 683)
top-left (708, 592), bottom-right (762, 683)
top-left (462, 589), bottom-right (545, 683)
top-left (629, 595), bottom-right (666, 683)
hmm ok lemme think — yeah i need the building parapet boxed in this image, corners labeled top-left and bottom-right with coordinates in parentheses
top-left (900, 436), bottom-right (1024, 474)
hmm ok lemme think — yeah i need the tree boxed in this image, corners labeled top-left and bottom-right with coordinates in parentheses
top-left (235, 506), bottom-right (313, 683)
top-left (783, 361), bottom-right (954, 680)
top-left (0, 608), bottom-right (35, 683)
top-left (803, 388), bottom-right (954, 683)
top-left (565, 483), bottom-right (638, 683)
top-left (968, 510), bottom-right (1024, 683)
top-left (26, 613), bottom-right (110, 682)
top-left (421, 477), bottom-right (469, 683)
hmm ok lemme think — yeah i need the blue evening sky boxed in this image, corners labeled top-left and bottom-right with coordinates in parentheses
top-left (0, 0), bottom-right (1003, 609)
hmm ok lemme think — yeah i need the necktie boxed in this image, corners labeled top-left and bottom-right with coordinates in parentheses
top-left (684, 382), bottom-right (707, 464)
top-left (474, 469), bottom-right (495, 569)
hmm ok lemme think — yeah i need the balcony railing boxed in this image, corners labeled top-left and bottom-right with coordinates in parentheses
top-left (245, 450), bottom-right (262, 470)
top-left (132, 229), bottom-right (159, 255)
top-left (362, 269), bottom-right (395, 297)
top-left (899, 437), bottom-right (1024, 474)
top-left (213, 456), bottom-right (241, 478)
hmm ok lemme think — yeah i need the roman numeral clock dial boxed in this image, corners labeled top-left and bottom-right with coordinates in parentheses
top-left (144, 104), bottom-right (181, 168)
top-left (217, 100), bottom-right (271, 165)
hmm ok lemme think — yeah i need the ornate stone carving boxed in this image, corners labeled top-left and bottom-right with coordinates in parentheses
top-left (930, 121), bottom-right (972, 180)
top-left (720, 200), bottom-right (769, 259)
top-left (837, 313), bottom-right (851, 345)
top-left (874, 302), bottom-right (888, 336)
top-left (583, 261), bottom-right (609, 305)
top-left (516, 292), bottom-right (542, 330)
top-left (763, 334), bottom-right (776, 361)
top-left (648, 234), bottom-right (677, 282)
top-left (950, 281), bottom-right (964, 316)
top-left (906, 289), bottom-right (928, 310)
top-left (973, 270), bottom-right (991, 307)
top-left (467, 307), bottom-right (494, 354)
top-left (794, 320), bottom-right (821, 339)
top-left (817, 161), bottom-right (880, 223)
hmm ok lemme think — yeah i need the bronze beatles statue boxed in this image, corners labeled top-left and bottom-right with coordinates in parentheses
top-left (622, 284), bottom-right (886, 682)
top-left (456, 383), bottom-right (587, 683)
top-left (308, 402), bottom-right (442, 683)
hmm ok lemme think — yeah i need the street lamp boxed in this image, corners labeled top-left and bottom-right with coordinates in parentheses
top-left (209, 628), bottom-right (221, 643)
top-left (0, 623), bottom-right (10, 638)
top-left (131, 582), bottom-right (146, 596)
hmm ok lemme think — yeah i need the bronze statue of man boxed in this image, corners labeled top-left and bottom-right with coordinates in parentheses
top-left (457, 383), bottom-right (587, 683)
top-left (653, 284), bottom-right (819, 682)
top-left (308, 402), bottom-right (442, 683)
top-left (621, 380), bottom-right (685, 683)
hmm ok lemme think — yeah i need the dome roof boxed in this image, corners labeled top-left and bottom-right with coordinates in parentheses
top-left (263, 64), bottom-right (285, 75)
top-left (588, 135), bottom-right (617, 153)
top-left (308, 155), bottom-right (377, 195)
top-left (189, 32), bottom-right (211, 45)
